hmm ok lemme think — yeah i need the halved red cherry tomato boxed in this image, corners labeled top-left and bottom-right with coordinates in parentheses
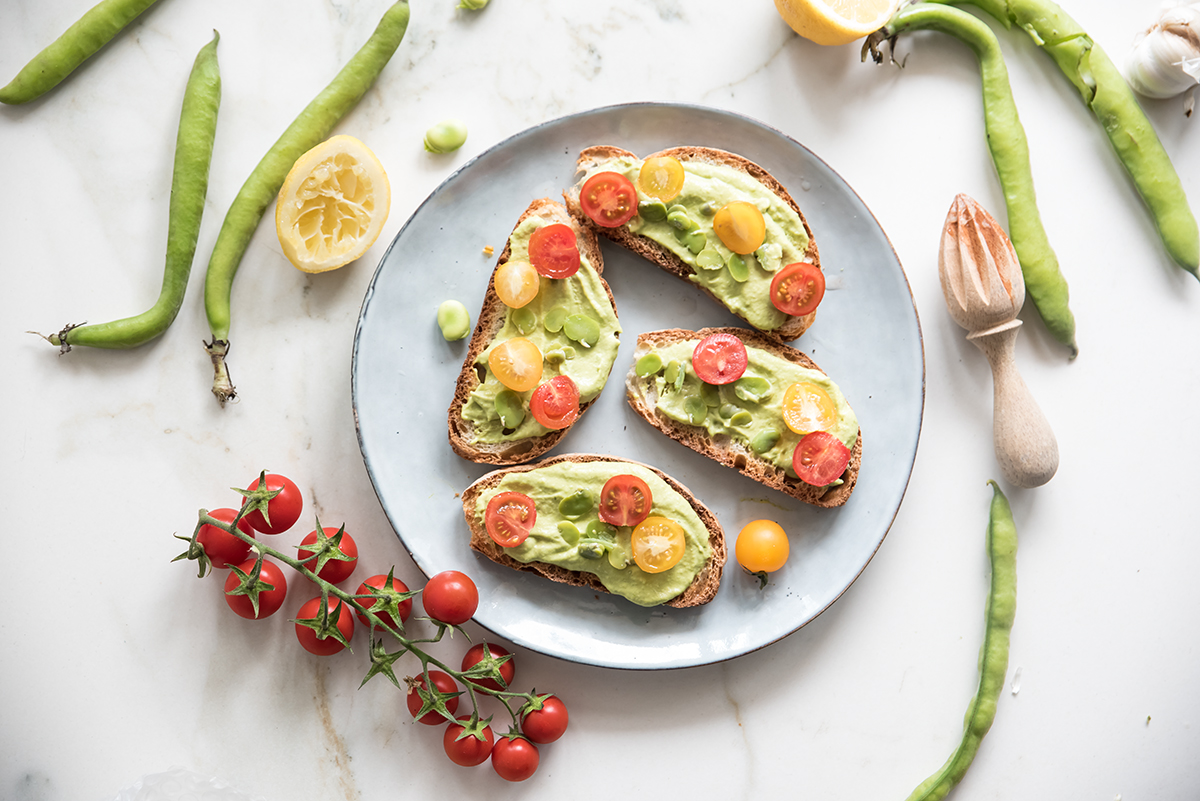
top-left (770, 262), bottom-right (825, 316)
top-left (485, 491), bottom-right (537, 548)
top-left (579, 171), bottom-right (638, 228)
top-left (792, 431), bottom-right (851, 486)
top-left (528, 223), bottom-right (580, 279)
top-left (692, 333), bottom-right (748, 385)
top-left (529, 375), bottom-right (580, 430)
top-left (598, 474), bottom-right (653, 527)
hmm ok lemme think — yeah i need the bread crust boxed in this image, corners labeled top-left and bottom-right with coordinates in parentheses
top-left (625, 327), bottom-right (861, 508)
top-left (447, 199), bottom-right (617, 465)
top-left (564, 146), bottom-right (820, 342)
top-left (462, 454), bottom-right (727, 608)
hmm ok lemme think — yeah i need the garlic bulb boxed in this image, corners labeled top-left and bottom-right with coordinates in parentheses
top-left (1125, 3), bottom-right (1200, 101)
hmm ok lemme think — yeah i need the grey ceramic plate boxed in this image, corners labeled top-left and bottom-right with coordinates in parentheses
top-left (352, 103), bottom-right (924, 670)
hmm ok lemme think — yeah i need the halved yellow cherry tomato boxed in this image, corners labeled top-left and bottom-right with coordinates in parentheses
top-left (494, 259), bottom-right (539, 308)
top-left (781, 381), bottom-right (837, 434)
top-left (631, 516), bottom-right (686, 574)
top-left (488, 337), bottom-right (543, 392)
top-left (713, 201), bottom-right (766, 255)
top-left (637, 156), bottom-right (685, 203)
top-left (735, 520), bottom-right (789, 574)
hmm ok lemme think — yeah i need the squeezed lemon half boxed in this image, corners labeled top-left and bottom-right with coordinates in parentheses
top-left (276, 134), bottom-right (390, 273)
top-left (774, 0), bottom-right (899, 46)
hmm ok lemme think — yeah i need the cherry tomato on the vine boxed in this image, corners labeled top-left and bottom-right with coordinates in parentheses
top-left (461, 642), bottom-right (516, 692)
top-left (197, 507), bottom-right (255, 569)
top-left (444, 717), bottom-right (494, 767)
top-left (491, 736), bottom-right (540, 782)
top-left (297, 527), bottom-right (358, 585)
top-left (792, 431), bottom-right (851, 487)
top-left (241, 473), bottom-right (303, 535)
top-left (692, 332), bottom-right (748, 385)
top-left (770, 261), bottom-right (825, 317)
top-left (485, 492), bottom-right (537, 548)
top-left (422, 570), bottom-right (479, 625)
top-left (580, 171), bottom-right (638, 228)
top-left (598, 474), bottom-right (653, 528)
top-left (354, 574), bottom-right (412, 629)
top-left (223, 558), bottom-right (288, 620)
top-left (407, 670), bottom-right (460, 725)
top-left (294, 596), bottom-right (354, 656)
top-left (520, 695), bottom-right (569, 744)
top-left (528, 223), bottom-right (580, 279)
top-left (529, 375), bottom-right (580, 431)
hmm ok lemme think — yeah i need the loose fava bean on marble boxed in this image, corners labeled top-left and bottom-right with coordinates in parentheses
top-left (424, 118), bottom-right (469, 153)
top-left (904, 481), bottom-right (1017, 801)
top-left (45, 33), bottom-right (221, 353)
top-left (864, 4), bottom-right (1077, 357)
top-left (0, 0), bottom-right (162, 105)
top-left (203, 1), bottom-right (411, 405)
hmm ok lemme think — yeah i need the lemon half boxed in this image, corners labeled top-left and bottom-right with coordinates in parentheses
top-left (774, 0), bottom-right (899, 46)
top-left (276, 135), bottom-right (391, 273)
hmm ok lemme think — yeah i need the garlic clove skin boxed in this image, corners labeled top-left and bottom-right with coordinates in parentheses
top-left (938, 194), bottom-right (1025, 335)
top-left (1125, 3), bottom-right (1200, 99)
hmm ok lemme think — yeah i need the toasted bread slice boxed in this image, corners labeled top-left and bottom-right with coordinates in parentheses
top-left (448, 199), bottom-right (619, 465)
top-left (625, 327), bottom-right (861, 508)
top-left (564, 146), bottom-right (820, 341)
top-left (462, 454), bottom-right (727, 608)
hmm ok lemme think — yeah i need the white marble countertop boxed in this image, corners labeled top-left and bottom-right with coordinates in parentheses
top-left (2, 1), bottom-right (1198, 799)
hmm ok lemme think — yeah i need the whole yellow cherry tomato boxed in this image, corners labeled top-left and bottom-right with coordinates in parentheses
top-left (713, 201), bottom-right (767, 255)
top-left (494, 259), bottom-right (539, 308)
top-left (631, 516), bottom-right (686, 574)
top-left (781, 381), bottom-right (837, 434)
top-left (488, 337), bottom-right (543, 392)
top-left (637, 156), bottom-right (685, 203)
top-left (736, 519), bottom-right (789, 575)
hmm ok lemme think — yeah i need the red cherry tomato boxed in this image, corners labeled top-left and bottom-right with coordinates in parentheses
top-left (354, 574), bottom-right (412, 628)
top-left (529, 375), bottom-right (580, 431)
top-left (792, 431), bottom-right (852, 486)
top-left (598, 474), bottom-right (653, 527)
top-left (485, 492), bottom-right (537, 548)
top-left (691, 332), bottom-right (748, 385)
top-left (407, 670), bottom-right (460, 725)
top-left (461, 642), bottom-right (516, 692)
top-left (223, 558), bottom-right (288, 620)
top-left (770, 262), bottom-right (825, 316)
top-left (520, 695), bottom-right (569, 744)
top-left (491, 736), bottom-right (540, 782)
top-left (444, 718), bottom-right (495, 767)
top-left (297, 527), bottom-right (359, 585)
top-left (422, 570), bottom-right (479, 625)
top-left (579, 171), bottom-right (638, 228)
top-left (197, 507), bottom-right (255, 569)
top-left (241, 473), bottom-right (303, 535)
top-left (528, 223), bottom-right (580, 279)
top-left (294, 596), bottom-right (354, 656)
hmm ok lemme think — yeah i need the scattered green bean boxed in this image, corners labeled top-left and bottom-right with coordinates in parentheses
top-left (46, 32), bottom-right (220, 352)
top-left (203, 1), bottom-right (411, 404)
top-left (904, 481), bottom-right (1017, 801)
top-left (933, 0), bottom-right (1200, 274)
top-left (0, 0), bottom-right (162, 105)
top-left (865, 3), bottom-right (1077, 357)
top-left (424, 118), bottom-right (468, 153)
top-left (437, 300), bottom-right (471, 341)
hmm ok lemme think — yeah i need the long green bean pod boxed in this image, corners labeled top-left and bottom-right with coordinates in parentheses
top-left (0, 0), bottom-right (163, 105)
top-left (46, 31), bottom-right (221, 352)
top-left (904, 481), bottom-right (1017, 801)
top-left (202, 0), bottom-right (411, 405)
top-left (865, 3), bottom-right (1077, 355)
top-left (934, 0), bottom-right (1200, 274)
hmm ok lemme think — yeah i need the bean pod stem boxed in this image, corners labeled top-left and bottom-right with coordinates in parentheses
top-left (864, 3), bottom-right (1077, 357)
top-left (45, 31), bottom-right (221, 352)
top-left (0, 0), bottom-right (163, 105)
top-left (202, 1), bottom-right (411, 405)
top-left (904, 481), bottom-right (1017, 801)
top-left (934, 0), bottom-right (1200, 275)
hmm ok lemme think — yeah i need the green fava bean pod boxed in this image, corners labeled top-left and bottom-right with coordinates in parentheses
top-left (46, 32), bottom-right (221, 352)
top-left (935, 0), bottom-right (1199, 275)
top-left (203, 1), bottom-right (411, 405)
top-left (905, 481), bottom-right (1017, 801)
top-left (865, 4), bottom-right (1077, 357)
top-left (0, 0), bottom-right (163, 105)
